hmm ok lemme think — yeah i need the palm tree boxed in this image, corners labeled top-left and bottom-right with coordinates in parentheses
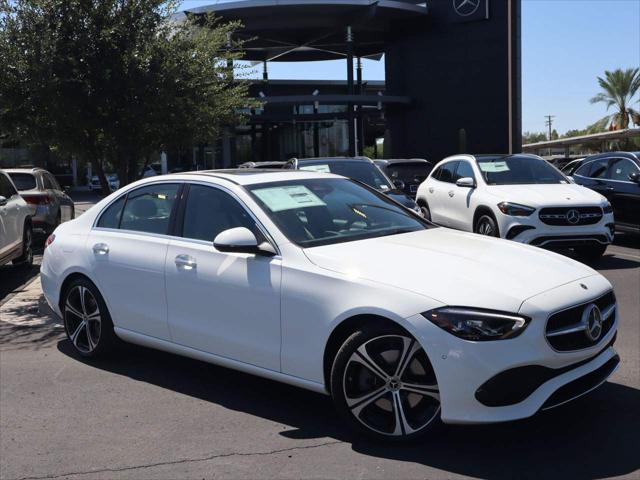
top-left (590, 68), bottom-right (640, 130)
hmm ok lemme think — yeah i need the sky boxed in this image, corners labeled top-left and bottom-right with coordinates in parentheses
top-left (178, 0), bottom-right (640, 136)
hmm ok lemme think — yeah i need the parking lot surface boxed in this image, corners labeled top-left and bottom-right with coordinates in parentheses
top-left (0, 199), bottom-right (638, 479)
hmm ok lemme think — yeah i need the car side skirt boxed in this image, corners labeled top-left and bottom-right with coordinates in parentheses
top-left (114, 327), bottom-right (329, 395)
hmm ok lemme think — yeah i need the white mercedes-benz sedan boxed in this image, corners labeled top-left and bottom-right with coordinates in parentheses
top-left (415, 154), bottom-right (615, 259)
top-left (41, 170), bottom-right (620, 441)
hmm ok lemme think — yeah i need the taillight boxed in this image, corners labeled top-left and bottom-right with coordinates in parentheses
top-left (45, 234), bottom-right (55, 249)
top-left (24, 194), bottom-right (52, 205)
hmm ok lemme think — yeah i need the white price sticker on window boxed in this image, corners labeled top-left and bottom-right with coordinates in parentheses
top-left (300, 164), bottom-right (331, 173)
top-left (478, 161), bottom-right (510, 173)
top-left (253, 185), bottom-right (326, 212)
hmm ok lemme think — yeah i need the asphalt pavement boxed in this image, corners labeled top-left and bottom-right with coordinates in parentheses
top-left (0, 199), bottom-right (638, 480)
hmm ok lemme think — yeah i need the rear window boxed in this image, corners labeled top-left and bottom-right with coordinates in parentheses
top-left (7, 173), bottom-right (37, 191)
top-left (299, 161), bottom-right (394, 192)
top-left (384, 163), bottom-right (431, 183)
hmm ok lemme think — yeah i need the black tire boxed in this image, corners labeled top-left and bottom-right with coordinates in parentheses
top-left (12, 223), bottom-right (33, 266)
top-left (419, 203), bottom-right (431, 222)
top-left (62, 277), bottom-right (117, 358)
top-left (574, 244), bottom-right (607, 261)
top-left (475, 214), bottom-right (500, 237)
top-left (330, 324), bottom-right (441, 442)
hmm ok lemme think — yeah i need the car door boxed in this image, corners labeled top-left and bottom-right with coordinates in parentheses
top-left (447, 160), bottom-right (477, 231)
top-left (165, 183), bottom-right (282, 371)
top-left (0, 172), bottom-right (22, 256)
top-left (430, 161), bottom-right (459, 226)
top-left (87, 182), bottom-right (181, 340)
top-left (605, 158), bottom-right (640, 228)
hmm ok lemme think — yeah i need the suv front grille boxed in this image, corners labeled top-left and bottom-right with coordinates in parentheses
top-left (539, 206), bottom-right (603, 226)
top-left (545, 291), bottom-right (616, 351)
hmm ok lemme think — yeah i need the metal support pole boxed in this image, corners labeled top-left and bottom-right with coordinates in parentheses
top-left (346, 26), bottom-right (355, 157)
top-left (356, 57), bottom-right (364, 156)
top-left (263, 60), bottom-right (268, 83)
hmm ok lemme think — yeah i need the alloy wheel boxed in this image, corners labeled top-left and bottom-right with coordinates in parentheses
top-left (478, 218), bottom-right (495, 236)
top-left (24, 227), bottom-right (33, 264)
top-left (64, 286), bottom-right (102, 354)
top-left (342, 335), bottom-right (440, 437)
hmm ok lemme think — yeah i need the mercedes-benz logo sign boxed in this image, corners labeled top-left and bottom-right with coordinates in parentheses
top-left (453, 0), bottom-right (480, 17)
top-left (566, 209), bottom-right (580, 224)
top-left (582, 303), bottom-right (603, 342)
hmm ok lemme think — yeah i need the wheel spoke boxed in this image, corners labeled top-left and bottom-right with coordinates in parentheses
top-left (70, 320), bottom-right (86, 347)
top-left (85, 323), bottom-right (95, 350)
top-left (65, 300), bottom-right (84, 319)
top-left (394, 338), bottom-right (422, 378)
top-left (391, 391), bottom-right (415, 436)
top-left (79, 287), bottom-right (88, 315)
top-left (401, 382), bottom-right (440, 401)
top-left (352, 344), bottom-right (390, 381)
top-left (86, 310), bottom-right (101, 322)
top-left (349, 386), bottom-right (388, 415)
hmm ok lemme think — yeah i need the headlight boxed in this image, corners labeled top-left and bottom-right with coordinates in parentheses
top-left (497, 202), bottom-right (536, 216)
top-left (603, 202), bottom-right (613, 214)
top-left (422, 307), bottom-right (530, 341)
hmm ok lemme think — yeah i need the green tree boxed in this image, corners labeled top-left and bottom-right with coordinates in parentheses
top-left (590, 67), bottom-right (640, 130)
top-left (522, 131), bottom-right (547, 144)
top-left (0, 0), bottom-right (252, 189)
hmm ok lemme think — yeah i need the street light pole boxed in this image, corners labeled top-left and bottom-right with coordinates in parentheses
top-left (545, 115), bottom-right (555, 156)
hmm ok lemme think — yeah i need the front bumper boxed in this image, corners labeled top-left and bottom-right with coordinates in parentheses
top-left (409, 274), bottom-right (619, 424)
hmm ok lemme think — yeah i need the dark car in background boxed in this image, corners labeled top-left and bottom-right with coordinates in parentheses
top-left (5, 168), bottom-right (75, 234)
top-left (571, 151), bottom-right (640, 234)
top-left (561, 158), bottom-right (587, 177)
top-left (285, 156), bottom-right (422, 214)
top-left (374, 158), bottom-right (433, 199)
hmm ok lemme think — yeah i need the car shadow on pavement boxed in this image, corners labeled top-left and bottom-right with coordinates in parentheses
top-left (57, 340), bottom-right (640, 479)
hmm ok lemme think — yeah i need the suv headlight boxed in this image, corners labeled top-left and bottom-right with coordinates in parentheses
top-left (603, 202), bottom-right (613, 214)
top-left (422, 307), bottom-right (530, 341)
top-left (497, 202), bottom-right (536, 217)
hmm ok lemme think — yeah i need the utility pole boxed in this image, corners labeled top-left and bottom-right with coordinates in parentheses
top-left (545, 115), bottom-right (555, 157)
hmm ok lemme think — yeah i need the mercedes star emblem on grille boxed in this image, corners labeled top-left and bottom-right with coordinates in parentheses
top-left (566, 209), bottom-right (581, 224)
top-left (582, 303), bottom-right (603, 342)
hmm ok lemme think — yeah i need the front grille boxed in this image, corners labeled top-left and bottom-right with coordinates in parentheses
top-left (539, 206), bottom-right (603, 226)
top-left (545, 291), bottom-right (616, 351)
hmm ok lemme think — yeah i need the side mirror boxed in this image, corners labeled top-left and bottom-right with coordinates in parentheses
top-left (456, 177), bottom-right (476, 188)
top-left (393, 179), bottom-right (405, 190)
top-left (213, 227), bottom-right (276, 256)
top-left (629, 172), bottom-right (640, 184)
top-left (0, 195), bottom-right (7, 207)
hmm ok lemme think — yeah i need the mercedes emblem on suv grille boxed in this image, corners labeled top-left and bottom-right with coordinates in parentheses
top-left (582, 303), bottom-right (603, 342)
top-left (566, 209), bottom-right (581, 224)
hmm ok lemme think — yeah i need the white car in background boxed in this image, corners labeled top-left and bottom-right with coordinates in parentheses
top-left (89, 174), bottom-right (120, 192)
top-left (416, 154), bottom-right (615, 260)
top-left (41, 170), bottom-right (619, 441)
top-left (0, 170), bottom-right (33, 267)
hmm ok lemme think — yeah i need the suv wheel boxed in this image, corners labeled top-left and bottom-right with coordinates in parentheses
top-left (419, 204), bottom-right (431, 222)
top-left (13, 223), bottom-right (33, 266)
top-left (331, 325), bottom-right (441, 441)
top-left (475, 214), bottom-right (500, 237)
top-left (62, 278), bottom-right (117, 357)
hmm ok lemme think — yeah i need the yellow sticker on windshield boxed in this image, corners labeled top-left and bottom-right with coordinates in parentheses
top-left (253, 185), bottom-right (327, 212)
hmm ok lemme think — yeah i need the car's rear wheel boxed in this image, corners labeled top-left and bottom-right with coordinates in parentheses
top-left (574, 243), bottom-right (607, 261)
top-left (13, 223), bottom-right (33, 266)
top-left (62, 278), bottom-right (117, 357)
top-left (475, 214), bottom-right (500, 237)
top-left (331, 325), bottom-right (441, 441)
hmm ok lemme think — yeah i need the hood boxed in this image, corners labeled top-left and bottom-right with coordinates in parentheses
top-left (485, 183), bottom-right (606, 208)
top-left (303, 228), bottom-right (597, 313)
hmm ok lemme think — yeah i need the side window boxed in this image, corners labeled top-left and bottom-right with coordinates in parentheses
top-left (454, 161), bottom-right (475, 181)
top-left (607, 158), bottom-right (638, 181)
top-left (47, 173), bottom-right (61, 191)
top-left (120, 184), bottom-right (180, 234)
top-left (430, 166), bottom-right (442, 180)
top-left (574, 162), bottom-right (592, 177)
top-left (589, 159), bottom-right (610, 179)
top-left (0, 173), bottom-right (17, 198)
top-left (97, 196), bottom-right (126, 229)
top-left (439, 162), bottom-right (459, 183)
top-left (182, 185), bottom-right (259, 242)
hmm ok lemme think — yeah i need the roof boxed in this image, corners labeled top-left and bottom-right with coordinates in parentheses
top-left (522, 128), bottom-right (640, 152)
top-left (181, 0), bottom-right (428, 62)
top-left (375, 158), bottom-right (430, 165)
top-left (294, 156), bottom-right (373, 163)
top-left (3, 168), bottom-right (42, 174)
top-left (580, 151), bottom-right (640, 163)
top-left (175, 169), bottom-right (343, 186)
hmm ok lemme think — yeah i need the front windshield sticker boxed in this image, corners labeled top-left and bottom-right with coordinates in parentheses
top-left (300, 164), bottom-right (331, 173)
top-left (478, 161), bottom-right (510, 173)
top-left (253, 185), bottom-right (327, 212)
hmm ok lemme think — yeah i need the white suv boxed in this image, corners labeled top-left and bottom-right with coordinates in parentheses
top-left (0, 170), bottom-right (33, 267)
top-left (416, 154), bottom-right (614, 259)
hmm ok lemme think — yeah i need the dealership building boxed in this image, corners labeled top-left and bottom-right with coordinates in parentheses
top-left (182, 0), bottom-right (521, 168)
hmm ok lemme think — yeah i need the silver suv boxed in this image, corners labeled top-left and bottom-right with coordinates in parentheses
top-left (0, 170), bottom-right (33, 267)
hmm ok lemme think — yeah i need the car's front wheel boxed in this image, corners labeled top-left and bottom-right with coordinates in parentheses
top-left (62, 278), bottom-right (117, 357)
top-left (331, 325), bottom-right (441, 441)
top-left (475, 214), bottom-right (500, 237)
top-left (13, 223), bottom-right (33, 267)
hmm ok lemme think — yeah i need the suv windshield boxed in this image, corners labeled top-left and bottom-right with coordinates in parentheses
top-left (247, 178), bottom-right (429, 248)
top-left (476, 156), bottom-right (568, 185)
top-left (7, 173), bottom-right (37, 191)
top-left (384, 163), bottom-right (430, 183)
top-left (299, 161), bottom-right (394, 192)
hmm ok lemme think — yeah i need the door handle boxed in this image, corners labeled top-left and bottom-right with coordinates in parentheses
top-left (448, 190), bottom-right (455, 197)
top-left (428, 187), bottom-right (434, 194)
top-left (92, 243), bottom-right (109, 255)
top-left (175, 254), bottom-right (197, 270)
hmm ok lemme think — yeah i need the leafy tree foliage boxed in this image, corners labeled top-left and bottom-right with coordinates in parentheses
top-left (0, 0), bottom-right (252, 188)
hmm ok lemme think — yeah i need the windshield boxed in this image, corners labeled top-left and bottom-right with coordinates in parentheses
top-left (247, 178), bottom-right (429, 248)
top-left (384, 163), bottom-right (430, 183)
top-left (476, 156), bottom-right (568, 185)
top-left (299, 161), bottom-right (394, 192)
top-left (7, 173), bottom-right (37, 191)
